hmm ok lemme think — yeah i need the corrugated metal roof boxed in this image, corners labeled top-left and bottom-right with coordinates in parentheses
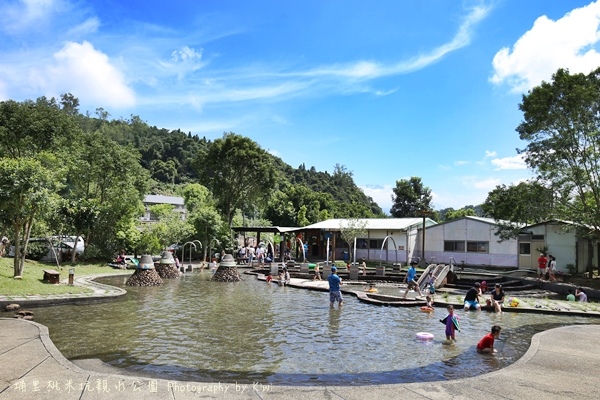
top-left (144, 195), bottom-right (185, 206)
top-left (424, 215), bottom-right (522, 229)
top-left (300, 218), bottom-right (435, 231)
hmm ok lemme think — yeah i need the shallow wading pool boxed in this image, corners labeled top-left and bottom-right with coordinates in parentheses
top-left (27, 272), bottom-right (598, 385)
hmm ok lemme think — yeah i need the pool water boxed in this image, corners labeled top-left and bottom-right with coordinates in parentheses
top-left (30, 271), bottom-right (598, 385)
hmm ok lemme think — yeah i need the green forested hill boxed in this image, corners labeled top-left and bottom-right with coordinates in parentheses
top-left (81, 115), bottom-right (384, 223)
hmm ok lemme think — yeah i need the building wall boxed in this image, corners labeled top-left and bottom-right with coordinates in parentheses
top-left (530, 224), bottom-right (576, 273)
top-left (421, 218), bottom-right (518, 267)
top-left (335, 230), bottom-right (410, 264)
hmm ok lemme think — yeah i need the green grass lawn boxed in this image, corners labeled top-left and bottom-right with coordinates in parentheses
top-left (0, 257), bottom-right (130, 297)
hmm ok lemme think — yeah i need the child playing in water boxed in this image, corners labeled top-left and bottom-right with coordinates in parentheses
top-left (425, 295), bottom-right (434, 309)
top-left (440, 305), bottom-right (459, 341)
top-left (477, 325), bottom-right (502, 354)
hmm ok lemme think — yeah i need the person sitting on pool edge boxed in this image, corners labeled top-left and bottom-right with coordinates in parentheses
top-left (464, 282), bottom-right (482, 311)
top-left (490, 283), bottom-right (505, 313)
top-left (477, 325), bottom-right (502, 354)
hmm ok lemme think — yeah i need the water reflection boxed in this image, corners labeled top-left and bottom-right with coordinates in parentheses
top-left (22, 271), bottom-right (599, 386)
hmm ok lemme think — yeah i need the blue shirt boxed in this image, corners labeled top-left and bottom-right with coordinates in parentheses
top-left (407, 266), bottom-right (417, 281)
top-left (328, 273), bottom-right (341, 292)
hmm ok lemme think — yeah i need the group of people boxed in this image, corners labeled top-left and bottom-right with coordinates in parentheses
top-left (537, 252), bottom-right (557, 281)
top-left (237, 244), bottom-right (273, 266)
top-left (442, 304), bottom-right (502, 353)
top-left (463, 281), bottom-right (506, 313)
top-left (567, 287), bottom-right (588, 302)
top-left (265, 267), bottom-right (291, 286)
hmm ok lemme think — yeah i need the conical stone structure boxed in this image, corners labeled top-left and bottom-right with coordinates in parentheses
top-left (155, 251), bottom-right (180, 279)
top-left (211, 254), bottom-right (241, 282)
top-left (126, 254), bottom-right (163, 286)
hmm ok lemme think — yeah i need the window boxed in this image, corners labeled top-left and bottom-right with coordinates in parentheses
top-left (467, 241), bottom-right (489, 253)
top-left (519, 243), bottom-right (531, 255)
top-left (444, 241), bottom-right (465, 252)
top-left (532, 235), bottom-right (544, 240)
top-left (369, 239), bottom-right (384, 249)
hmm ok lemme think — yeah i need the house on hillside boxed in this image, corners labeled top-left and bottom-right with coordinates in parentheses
top-left (298, 218), bottom-right (437, 264)
top-left (141, 195), bottom-right (187, 222)
top-left (422, 216), bottom-right (519, 268)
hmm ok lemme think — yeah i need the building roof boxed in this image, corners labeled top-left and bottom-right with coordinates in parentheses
top-left (143, 195), bottom-right (185, 206)
top-left (300, 218), bottom-right (436, 231)
top-left (231, 226), bottom-right (300, 233)
top-left (425, 215), bottom-right (521, 229)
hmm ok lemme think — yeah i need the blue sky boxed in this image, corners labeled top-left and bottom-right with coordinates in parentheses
top-left (2, 1), bottom-right (600, 214)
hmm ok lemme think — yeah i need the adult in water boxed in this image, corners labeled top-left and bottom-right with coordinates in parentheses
top-left (328, 266), bottom-right (343, 308)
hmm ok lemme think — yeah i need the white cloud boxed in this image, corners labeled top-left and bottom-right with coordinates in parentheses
top-left (0, 79), bottom-right (7, 101)
top-left (491, 154), bottom-right (527, 170)
top-left (0, 0), bottom-right (65, 34)
top-left (454, 160), bottom-right (469, 166)
top-left (491, 1), bottom-right (600, 92)
top-left (39, 41), bottom-right (135, 108)
top-left (66, 17), bottom-right (100, 37)
top-left (360, 184), bottom-right (394, 214)
top-left (485, 150), bottom-right (497, 158)
top-left (297, 4), bottom-right (492, 81)
top-left (460, 176), bottom-right (502, 191)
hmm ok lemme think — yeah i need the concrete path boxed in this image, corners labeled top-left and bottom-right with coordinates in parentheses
top-left (1, 318), bottom-right (600, 399)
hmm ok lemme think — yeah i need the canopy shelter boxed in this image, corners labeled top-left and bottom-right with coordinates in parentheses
top-left (230, 226), bottom-right (299, 261)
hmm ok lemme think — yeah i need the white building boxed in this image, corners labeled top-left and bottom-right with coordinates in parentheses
top-left (422, 216), bottom-right (518, 267)
top-left (141, 195), bottom-right (187, 222)
top-left (300, 218), bottom-right (437, 264)
top-left (522, 220), bottom-right (594, 274)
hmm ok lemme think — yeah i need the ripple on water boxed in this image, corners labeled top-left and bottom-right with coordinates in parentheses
top-left (29, 272), bottom-right (599, 386)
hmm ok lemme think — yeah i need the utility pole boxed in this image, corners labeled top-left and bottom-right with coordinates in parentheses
top-left (416, 209), bottom-right (435, 266)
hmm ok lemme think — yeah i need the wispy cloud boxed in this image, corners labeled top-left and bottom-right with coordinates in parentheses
top-left (491, 154), bottom-right (527, 170)
top-left (291, 4), bottom-right (492, 81)
top-left (491, 0), bottom-right (600, 92)
top-left (462, 176), bottom-right (502, 190)
top-left (0, 1), bottom-right (492, 111)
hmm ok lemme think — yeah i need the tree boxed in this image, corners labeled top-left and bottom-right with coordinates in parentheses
top-left (339, 219), bottom-right (368, 264)
top-left (62, 130), bottom-right (150, 257)
top-left (445, 208), bottom-right (476, 222)
top-left (0, 96), bottom-right (80, 159)
top-left (517, 67), bottom-right (600, 276)
top-left (182, 183), bottom-right (228, 261)
top-left (0, 158), bottom-right (63, 276)
top-left (197, 133), bottom-right (276, 226)
top-left (390, 177), bottom-right (432, 217)
top-left (482, 182), bottom-right (553, 241)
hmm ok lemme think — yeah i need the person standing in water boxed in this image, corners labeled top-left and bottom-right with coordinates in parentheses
top-left (328, 266), bottom-right (343, 308)
top-left (441, 305), bottom-right (460, 342)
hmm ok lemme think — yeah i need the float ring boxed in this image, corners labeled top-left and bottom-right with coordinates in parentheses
top-left (416, 332), bottom-right (434, 340)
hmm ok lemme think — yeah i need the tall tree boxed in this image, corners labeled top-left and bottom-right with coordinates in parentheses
top-left (0, 158), bottom-right (63, 276)
top-left (517, 67), bottom-right (600, 276)
top-left (390, 177), bottom-right (432, 217)
top-left (197, 133), bottom-right (276, 226)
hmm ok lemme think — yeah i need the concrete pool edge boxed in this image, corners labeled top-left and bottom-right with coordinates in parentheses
top-left (1, 318), bottom-right (599, 399)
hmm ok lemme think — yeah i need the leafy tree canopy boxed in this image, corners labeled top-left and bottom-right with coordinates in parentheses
top-left (517, 67), bottom-right (600, 233)
top-left (390, 177), bottom-right (432, 218)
